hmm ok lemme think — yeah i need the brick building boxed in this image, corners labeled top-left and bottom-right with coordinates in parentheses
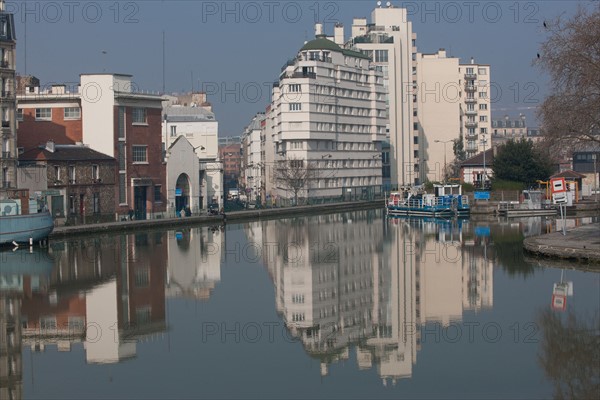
top-left (17, 74), bottom-right (166, 219)
top-left (219, 143), bottom-right (241, 195)
top-left (19, 142), bottom-right (116, 222)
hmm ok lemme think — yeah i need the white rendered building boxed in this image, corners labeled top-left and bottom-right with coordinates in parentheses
top-left (346, 5), bottom-right (418, 186)
top-left (271, 33), bottom-right (387, 202)
top-left (460, 60), bottom-right (492, 159)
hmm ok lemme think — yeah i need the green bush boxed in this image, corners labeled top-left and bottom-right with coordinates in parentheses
top-left (461, 183), bottom-right (475, 192)
top-left (491, 179), bottom-right (525, 191)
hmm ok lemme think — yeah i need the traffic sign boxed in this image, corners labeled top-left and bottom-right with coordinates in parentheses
top-left (552, 192), bottom-right (567, 204)
top-left (551, 294), bottom-right (566, 311)
top-left (550, 178), bottom-right (566, 194)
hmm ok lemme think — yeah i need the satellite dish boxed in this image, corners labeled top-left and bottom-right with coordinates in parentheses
top-left (377, 1), bottom-right (382, 7)
top-left (386, 1), bottom-right (391, 7)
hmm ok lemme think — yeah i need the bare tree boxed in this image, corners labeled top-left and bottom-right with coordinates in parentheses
top-left (275, 157), bottom-right (318, 205)
top-left (535, 5), bottom-right (600, 151)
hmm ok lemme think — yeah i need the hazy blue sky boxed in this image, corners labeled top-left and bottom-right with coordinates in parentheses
top-left (7, 0), bottom-right (587, 135)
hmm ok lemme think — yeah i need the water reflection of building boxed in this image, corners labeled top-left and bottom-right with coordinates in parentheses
top-left (166, 226), bottom-right (223, 300)
top-left (0, 250), bottom-right (53, 400)
top-left (16, 233), bottom-right (168, 365)
top-left (256, 211), bottom-right (494, 385)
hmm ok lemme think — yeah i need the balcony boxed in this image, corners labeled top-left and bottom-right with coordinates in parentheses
top-left (1, 151), bottom-right (11, 158)
top-left (465, 109), bottom-right (477, 116)
top-left (465, 121), bottom-right (478, 128)
top-left (288, 71), bottom-right (317, 79)
top-left (465, 85), bottom-right (477, 92)
top-left (465, 97), bottom-right (477, 103)
top-left (1, 181), bottom-right (11, 188)
top-left (464, 73), bottom-right (477, 79)
top-left (1, 120), bottom-right (9, 128)
top-left (0, 60), bottom-right (9, 69)
top-left (466, 132), bottom-right (478, 140)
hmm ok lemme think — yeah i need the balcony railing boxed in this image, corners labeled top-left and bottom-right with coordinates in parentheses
top-left (465, 121), bottom-right (478, 128)
top-left (1, 181), bottom-right (11, 188)
top-left (466, 132), bottom-right (478, 139)
top-left (288, 72), bottom-right (317, 79)
top-left (1, 151), bottom-right (11, 158)
top-left (465, 110), bottom-right (477, 116)
top-left (1, 120), bottom-right (9, 127)
top-left (465, 85), bottom-right (477, 92)
top-left (464, 73), bottom-right (477, 79)
top-left (465, 97), bottom-right (477, 103)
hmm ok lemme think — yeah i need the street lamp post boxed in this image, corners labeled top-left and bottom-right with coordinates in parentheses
top-left (434, 139), bottom-right (452, 183)
top-left (481, 135), bottom-right (488, 189)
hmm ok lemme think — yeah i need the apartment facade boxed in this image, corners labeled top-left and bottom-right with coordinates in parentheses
top-left (17, 74), bottom-right (166, 220)
top-left (0, 1), bottom-right (16, 193)
top-left (346, 6), bottom-right (418, 186)
top-left (241, 112), bottom-right (266, 203)
top-left (491, 114), bottom-right (527, 146)
top-left (271, 34), bottom-right (386, 202)
top-left (460, 60), bottom-right (492, 159)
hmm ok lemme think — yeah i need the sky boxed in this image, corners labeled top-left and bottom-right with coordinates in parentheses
top-left (6, 0), bottom-right (590, 136)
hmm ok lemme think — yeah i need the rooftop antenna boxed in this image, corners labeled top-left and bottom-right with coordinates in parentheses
top-left (162, 30), bottom-right (166, 94)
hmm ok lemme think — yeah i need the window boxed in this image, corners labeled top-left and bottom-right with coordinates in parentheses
top-left (170, 125), bottom-right (177, 137)
top-left (479, 91), bottom-right (487, 99)
top-left (54, 166), bottom-right (61, 181)
top-left (40, 317), bottom-right (57, 330)
top-left (479, 104), bottom-right (488, 110)
top-left (92, 165), bottom-right (99, 180)
top-left (135, 267), bottom-right (150, 288)
top-left (68, 166), bottom-right (76, 183)
top-left (17, 109), bottom-right (23, 121)
top-left (375, 50), bottom-right (388, 63)
top-left (135, 307), bottom-right (152, 324)
top-left (132, 107), bottom-right (147, 124)
top-left (132, 145), bottom-right (148, 163)
top-left (289, 84), bottom-right (301, 93)
top-left (64, 107), bottom-right (81, 119)
top-left (480, 116), bottom-right (487, 122)
top-left (154, 185), bottom-right (162, 202)
top-left (93, 193), bottom-right (100, 214)
top-left (289, 103), bottom-right (302, 111)
top-left (478, 68), bottom-right (487, 75)
top-left (35, 108), bottom-right (51, 120)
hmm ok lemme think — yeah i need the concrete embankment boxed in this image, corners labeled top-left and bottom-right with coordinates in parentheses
top-left (523, 223), bottom-right (600, 265)
top-left (49, 200), bottom-right (384, 240)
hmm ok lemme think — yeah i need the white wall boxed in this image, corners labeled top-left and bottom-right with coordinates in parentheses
top-left (81, 74), bottom-right (117, 157)
top-left (166, 137), bottom-right (200, 213)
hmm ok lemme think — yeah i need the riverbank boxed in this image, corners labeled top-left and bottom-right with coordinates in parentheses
top-left (523, 223), bottom-right (600, 265)
top-left (49, 200), bottom-right (383, 240)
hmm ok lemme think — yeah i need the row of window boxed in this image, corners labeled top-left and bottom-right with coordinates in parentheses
top-left (286, 141), bottom-right (377, 152)
top-left (18, 107), bottom-right (148, 123)
top-left (53, 165), bottom-right (100, 182)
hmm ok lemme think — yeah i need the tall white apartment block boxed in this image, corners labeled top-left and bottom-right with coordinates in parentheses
top-left (347, 5), bottom-right (418, 185)
top-left (242, 112), bottom-right (266, 203)
top-left (460, 60), bottom-right (491, 159)
top-left (271, 34), bottom-right (387, 201)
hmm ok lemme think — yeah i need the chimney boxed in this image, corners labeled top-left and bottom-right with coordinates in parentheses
top-left (45, 141), bottom-right (55, 153)
top-left (470, 57), bottom-right (475, 64)
top-left (315, 23), bottom-right (323, 37)
top-left (334, 23), bottom-right (344, 45)
top-left (51, 85), bottom-right (66, 95)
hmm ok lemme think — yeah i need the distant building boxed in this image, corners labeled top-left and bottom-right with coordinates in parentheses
top-left (219, 143), bottom-right (241, 197)
top-left (491, 114), bottom-right (528, 146)
top-left (241, 112), bottom-right (266, 203)
top-left (218, 136), bottom-right (241, 146)
top-left (17, 73), bottom-right (166, 220)
top-left (18, 142), bottom-right (116, 222)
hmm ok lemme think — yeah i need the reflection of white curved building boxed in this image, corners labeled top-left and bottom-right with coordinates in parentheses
top-left (166, 227), bottom-right (223, 300)
top-left (256, 212), bottom-right (494, 385)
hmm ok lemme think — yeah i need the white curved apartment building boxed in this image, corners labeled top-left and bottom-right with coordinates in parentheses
top-left (270, 34), bottom-right (387, 202)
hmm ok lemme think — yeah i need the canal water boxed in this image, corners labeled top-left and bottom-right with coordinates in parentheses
top-left (1, 210), bottom-right (598, 399)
